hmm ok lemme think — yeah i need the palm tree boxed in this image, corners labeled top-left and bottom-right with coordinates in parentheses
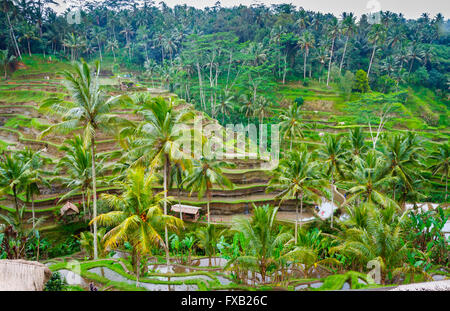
top-left (298, 30), bottom-right (315, 79)
top-left (429, 143), bottom-right (449, 201)
top-left (343, 149), bottom-right (398, 209)
top-left (268, 147), bottom-right (325, 242)
top-left (91, 166), bottom-right (183, 283)
top-left (367, 24), bottom-right (387, 77)
top-left (279, 101), bottom-right (306, 152)
top-left (218, 94), bottom-right (234, 124)
top-left (128, 97), bottom-right (196, 265)
top-left (339, 12), bottom-right (356, 73)
top-left (184, 154), bottom-right (234, 225)
top-left (62, 33), bottom-right (86, 61)
top-left (40, 60), bottom-right (130, 259)
top-left (239, 94), bottom-right (254, 124)
top-left (228, 205), bottom-right (291, 283)
top-left (56, 136), bottom-right (104, 220)
top-left (326, 17), bottom-right (340, 86)
top-left (318, 134), bottom-right (347, 227)
top-left (347, 127), bottom-right (367, 157)
top-left (105, 38), bottom-right (119, 63)
top-left (0, 152), bottom-right (32, 229)
top-left (0, 49), bottom-right (15, 80)
top-left (253, 96), bottom-right (271, 124)
top-left (330, 203), bottom-right (409, 284)
top-left (19, 24), bottom-right (39, 56)
top-left (380, 133), bottom-right (425, 202)
top-left (195, 224), bottom-right (220, 266)
top-left (18, 148), bottom-right (49, 229)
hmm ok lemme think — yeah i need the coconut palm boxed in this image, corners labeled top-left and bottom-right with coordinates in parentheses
top-left (56, 136), bottom-right (105, 219)
top-left (195, 224), bottom-right (220, 266)
top-left (367, 24), bottom-right (387, 77)
top-left (228, 205), bottom-right (291, 283)
top-left (19, 24), bottom-right (39, 56)
top-left (343, 149), bottom-right (398, 209)
top-left (330, 203), bottom-right (409, 284)
top-left (339, 12), bottom-right (357, 73)
top-left (298, 30), bottom-right (315, 79)
top-left (253, 96), bottom-right (271, 124)
top-left (0, 152), bottom-right (32, 229)
top-left (91, 166), bottom-right (183, 282)
top-left (128, 96), bottom-right (196, 265)
top-left (106, 38), bottom-right (119, 63)
top-left (40, 60), bottom-right (131, 259)
top-left (326, 17), bottom-right (340, 85)
top-left (18, 148), bottom-right (50, 229)
top-left (318, 134), bottom-right (347, 227)
top-left (0, 49), bottom-right (15, 79)
top-left (347, 127), bottom-right (367, 158)
top-left (238, 94), bottom-right (255, 124)
top-left (429, 143), bottom-right (449, 201)
top-left (279, 101), bottom-right (306, 152)
top-left (380, 133), bottom-right (425, 202)
top-left (184, 153), bottom-right (234, 225)
top-left (268, 147), bottom-right (325, 242)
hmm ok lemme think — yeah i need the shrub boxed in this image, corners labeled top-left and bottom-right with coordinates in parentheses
top-left (44, 272), bottom-right (67, 291)
top-left (352, 69), bottom-right (370, 93)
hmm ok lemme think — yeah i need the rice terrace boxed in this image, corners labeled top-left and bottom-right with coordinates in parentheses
top-left (0, 0), bottom-right (448, 296)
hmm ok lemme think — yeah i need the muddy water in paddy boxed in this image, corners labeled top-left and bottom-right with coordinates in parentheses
top-left (88, 267), bottom-right (198, 291)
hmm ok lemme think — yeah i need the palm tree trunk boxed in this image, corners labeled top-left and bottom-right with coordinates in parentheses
top-left (91, 136), bottom-right (98, 260)
top-left (300, 193), bottom-right (303, 229)
top-left (31, 194), bottom-right (35, 229)
top-left (368, 45), bottom-right (376, 78)
top-left (330, 172), bottom-right (334, 228)
top-left (445, 175), bottom-right (448, 201)
top-left (326, 37), bottom-right (335, 86)
top-left (303, 52), bottom-right (307, 80)
top-left (28, 40), bottom-right (31, 56)
top-left (295, 194), bottom-right (299, 244)
top-left (339, 35), bottom-right (349, 73)
top-left (163, 155), bottom-right (170, 266)
top-left (136, 250), bottom-right (140, 288)
top-left (6, 13), bottom-right (21, 60)
top-left (207, 189), bottom-right (211, 225)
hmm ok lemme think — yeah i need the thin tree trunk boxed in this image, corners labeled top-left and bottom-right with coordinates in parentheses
top-left (303, 52), bottom-right (307, 80)
top-left (91, 136), bottom-right (98, 260)
top-left (295, 194), bottom-right (299, 244)
top-left (31, 194), bottom-right (35, 229)
top-left (7, 13), bottom-right (21, 60)
top-left (326, 37), bottom-right (335, 86)
top-left (207, 189), bottom-right (211, 225)
top-left (339, 35), bottom-right (349, 73)
top-left (163, 156), bottom-right (170, 266)
top-left (368, 45), bottom-right (376, 77)
top-left (300, 193), bottom-right (303, 229)
top-left (330, 171), bottom-right (334, 228)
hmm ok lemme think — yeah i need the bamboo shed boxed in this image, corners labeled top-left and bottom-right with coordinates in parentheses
top-left (0, 259), bottom-right (52, 291)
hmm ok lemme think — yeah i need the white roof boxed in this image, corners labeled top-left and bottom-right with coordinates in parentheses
top-left (171, 204), bottom-right (201, 215)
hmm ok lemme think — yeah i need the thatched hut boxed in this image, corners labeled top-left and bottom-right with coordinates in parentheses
top-left (60, 201), bottom-right (79, 216)
top-left (0, 259), bottom-right (52, 291)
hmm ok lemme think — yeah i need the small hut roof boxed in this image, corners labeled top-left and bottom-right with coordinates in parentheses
top-left (171, 204), bottom-right (201, 215)
top-left (60, 201), bottom-right (79, 216)
top-left (0, 259), bottom-right (52, 291)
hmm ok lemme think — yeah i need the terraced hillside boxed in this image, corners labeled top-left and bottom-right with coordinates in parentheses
top-left (0, 56), bottom-right (448, 230)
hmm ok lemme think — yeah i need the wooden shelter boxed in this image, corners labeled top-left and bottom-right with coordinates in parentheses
top-left (171, 204), bottom-right (201, 222)
top-left (0, 259), bottom-right (52, 291)
top-left (60, 201), bottom-right (79, 216)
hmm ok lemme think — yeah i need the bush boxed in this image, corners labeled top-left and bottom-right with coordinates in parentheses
top-left (352, 69), bottom-right (370, 93)
top-left (44, 272), bottom-right (67, 291)
top-left (294, 96), bottom-right (304, 106)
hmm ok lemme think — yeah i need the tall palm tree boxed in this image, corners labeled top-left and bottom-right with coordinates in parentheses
top-left (429, 143), bottom-right (449, 201)
top-left (40, 60), bottom-right (130, 259)
top-left (128, 97), bottom-right (196, 265)
top-left (91, 166), bottom-right (183, 282)
top-left (318, 134), bottom-right (346, 227)
top-left (339, 13), bottom-right (356, 73)
top-left (367, 24), bottom-right (387, 77)
top-left (326, 17), bottom-right (340, 86)
top-left (106, 38), bottom-right (119, 63)
top-left (279, 101), bottom-right (306, 152)
top-left (347, 127), bottom-right (367, 157)
top-left (184, 154), bottom-right (234, 225)
top-left (298, 30), bottom-right (315, 79)
top-left (253, 96), bottom-right (271, 124)
top-left (239, 94), bottom-right (254, 124)
top-left (195, 224), bottom-right (220, 266)
top-left (268, 147), bottom-right (325, 242)
top-left (18, 24), bottom-right (39, 57)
